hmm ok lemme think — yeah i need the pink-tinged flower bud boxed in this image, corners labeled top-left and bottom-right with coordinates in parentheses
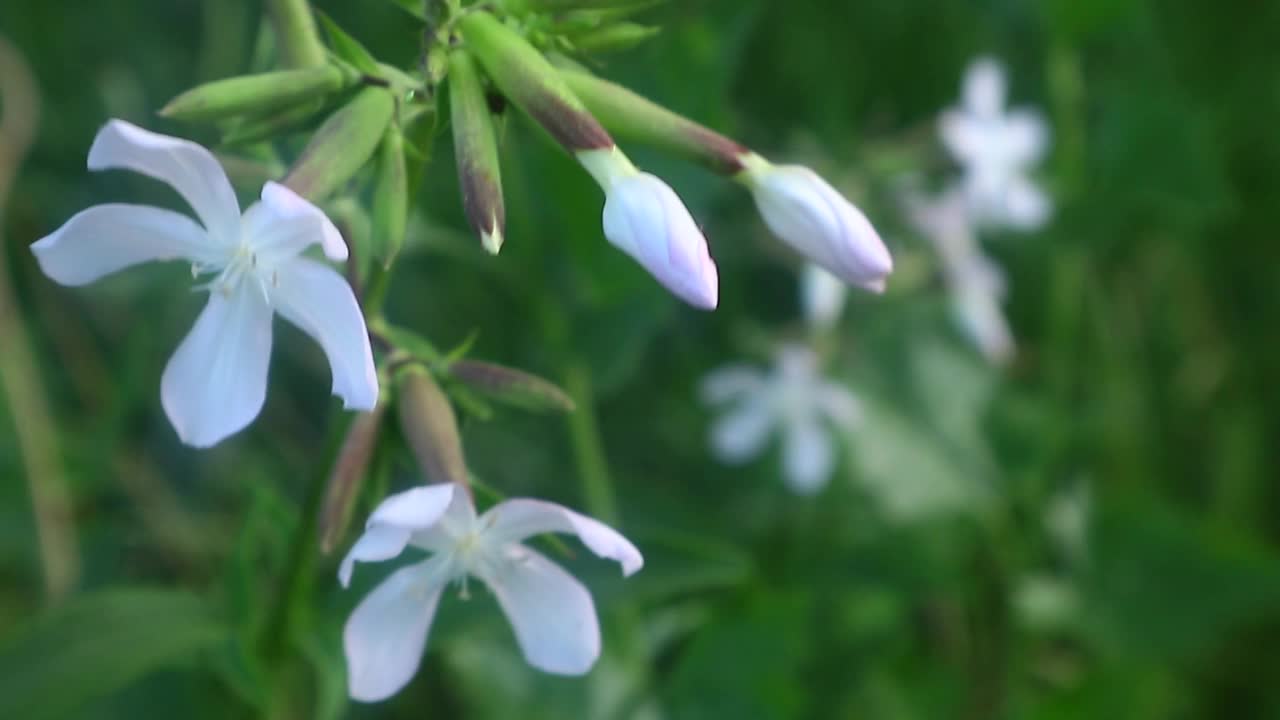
top-left (740, 154), bottom-right (893, 293)
top-left (580, 148), bottom-right (719, 309)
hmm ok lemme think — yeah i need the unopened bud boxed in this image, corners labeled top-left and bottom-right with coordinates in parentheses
top-left (557, 66), bottom-right (747, 175)
top-left (569, 23), bottom-right (661, 54)
top-left (450, 360), bottom-right (576, 413)
top-left (318, 403), bottom-right (386, 554)
top-left (579, 147), bottom-right (719, 309)
top-left (739, 154), bottom-right (893, 293)
top-left (449, 50), bottom-right (506, 254)
top-left (220, 99), bottom-right (328, 147)
top-left (397, 367), bottom-right (468, 486)
top-left (284, 86), bottom-right (395, 201)
top-left (371, 124), bottom-right (408, 268)
top-left (160, 65), bottom-right (351, 122)
top-left (459, 11), bottom-right (613, 153)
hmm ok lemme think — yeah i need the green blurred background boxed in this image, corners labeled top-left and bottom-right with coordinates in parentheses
top-left (2, 0), bottom-right (1280, 717)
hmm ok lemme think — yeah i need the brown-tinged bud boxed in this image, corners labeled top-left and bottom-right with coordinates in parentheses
top-left (283, 86), bottom-right (395, 201)
top-left (371, 123), bottom-right (408, 268)
top-left (449, 360), bottom-right (577, 413)
top-left (449, 50), bottom-right (506, 254)
top-left (159, 65), bottom-right (351, 123)
top-left (458, 11), bottom-right (613, 153)
top-left (555, 65), bottom-right (747, 175)
top-left (318, 403), bottom-right (387, 554)
top-left (397, 366), bottom-right (469, 486)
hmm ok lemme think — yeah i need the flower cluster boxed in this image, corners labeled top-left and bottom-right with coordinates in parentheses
top-left (28, 0), bottom-right (899, 705)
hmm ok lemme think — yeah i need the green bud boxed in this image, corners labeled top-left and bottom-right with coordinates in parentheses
top-left (397, 366), bottom-right (468, 486)
top-left (219, 98), bottom-right (329, 146)
top-left (449, 360), bottom-right (577, 413)
top-left (458, 11), bottom-right (613, 153)
top-left (317, 403), bottom-right (386, 554)
top-left (283, 86), bottom-right (395, 201)
top-left (568, 23), bottom-right (660, 54)
top-left (160, 65), bottom-right (351, 123)
top-left (556, 66), bottom-right (748, 175)
top-left (449, 50), bottom-right (506, 254)
top-left (371, 123), bottom-right (408, 268)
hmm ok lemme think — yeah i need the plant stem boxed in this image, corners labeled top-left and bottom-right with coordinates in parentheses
top-left (265, 0), bottom-right (327, 69)
top-left (563, 359), bottom-right (619, 524)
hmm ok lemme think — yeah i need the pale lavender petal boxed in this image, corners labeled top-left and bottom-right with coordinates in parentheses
top-left (482, 499), bottom-right (643, 576)
top-left (344, 558), bottom-right (447, 702)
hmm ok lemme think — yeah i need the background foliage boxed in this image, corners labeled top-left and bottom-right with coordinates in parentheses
top-left (2, 0), bottom-right (1280, 717)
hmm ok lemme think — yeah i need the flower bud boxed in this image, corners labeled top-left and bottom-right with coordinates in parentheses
top-left (159, 65), bottom-right (351, 123)
top-left (318, 403), bottom-right (387, 554)
top-left (569, 23), bottom-right (661, 55)
top-left (371, 123), bottom-right (408, 268)
top-left (739, 154), bottom-right (893, 293)
top-left (397, 367), bottom-right (468, 486)
top-left (449, 50), bottom-right (506, 254)
top-left (556, 66), bottom-right (747, 175)
top-left (458, 11), bottom-right (612, 153)
top-left (449, 360), bottom-right (576, 413)
top-left (579, 147), bottom-right (719, 309)
top-left (284, 86), bottom-right (395, 201)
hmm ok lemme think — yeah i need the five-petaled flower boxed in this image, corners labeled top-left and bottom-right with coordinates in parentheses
top-left (339, 483), bottom-right (643, 702)
top-left (904, 186), bottom-right (1015, 365)
top-left (701, 344), bottom-right (861, 494)
top-left (939, 57), bottom-right (1052, 231)
top-left (31, 120), bottom-right (378, 447)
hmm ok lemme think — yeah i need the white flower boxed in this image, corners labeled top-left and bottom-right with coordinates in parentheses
top-left (939, 57), bottom-right (1052, 231)
top-left (339, 484), bottom-right (643, 702)
top-left (700, 344), bottom-right (861, 494)
top-left (578, 147), bottom-right (718, 309)
top-left (800, 263), bottom-right (848, 331)
top-left (31, 120), bottom-right (377, 447)
top-left (739, 154), bottom-right (893, 293)
top-left (904, 187), bottom-right (1015, 365)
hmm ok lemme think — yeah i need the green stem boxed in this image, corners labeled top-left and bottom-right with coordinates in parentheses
top-left (563, 359), bottom-right (618, 524)
top-left (265, 0), bottom-right (327, 69)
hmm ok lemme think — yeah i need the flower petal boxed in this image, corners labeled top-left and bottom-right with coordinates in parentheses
top-left (1003, 110), bottom-right (1050, 166)
top-left (87, 120), bottom-right (240, 245)
top-left (339, 484), bottom-right (457, 586)
top-left (160, 285), bottom-right (273, 448)
top-left (483, 499), bottom-right (643, 576)
top-left (344, 558), bottom-right (448, 702)
top-left (709, 398), bottom-right (774, 463)
top-left (242, 181), bottom-right (348, 263)
top-left (484, 546), bottom-right (601, 675)
top-left (272, 258), bottom-right (378, 411)
top-left (818, 382), bottom-right (863, 430)
top-left (699, 364), bottom-right (766, 406)
top-left (951, 288), bottom-right (1015, 366)
top-left (31, 204), bottom-right (217, 286)
top-left (782, 417), bottom-right (836, 495)
top-left (1002, 176), bottom-right (1052, 231)
top-left (963, 57), bottom-right (1007, 119)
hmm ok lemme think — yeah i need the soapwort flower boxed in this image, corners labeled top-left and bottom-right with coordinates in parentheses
top-left (340, 484), bottom-right (643, 702)
top-left (939, 57), bottom-right (1052, 230)
top-left (701, 344), bottom-right (861, 494)
top-left (31, 120), bottom-right (377, 447)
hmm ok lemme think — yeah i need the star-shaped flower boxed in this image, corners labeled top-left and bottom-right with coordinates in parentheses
top-left (701, 344), bottom-right (861, 494)
top-left (339, 484), bottom-right (643, 702)
top-left (939, 57), bottom-right (1052, 231)
top-left (31, 120), bottom-right (377, 447)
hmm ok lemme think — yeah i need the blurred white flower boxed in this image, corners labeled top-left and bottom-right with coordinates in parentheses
top-left (701, 344), bottom-right (861, 494)
top-left (800, 263), bottom-right (848, 331)
top-left (340, 484), bottom-right (642, 702)
top-left (579, 147), bottom-right (718, 309)
top-left (905, 187), bottom-right (1015, 365)
top-left (939, 57), bottom-right (1052, 231)
top-left (740, 155), bottom-right (893, 292)
top-left (31, 120), bottom-right (377, 447)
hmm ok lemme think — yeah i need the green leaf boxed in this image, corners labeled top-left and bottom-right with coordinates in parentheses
top-left (383, 0), bottom-right (428, 22)
top-left (0, 588), bottom-right (226, 720)
top-left (315, 12), bottom-right (381, 76)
